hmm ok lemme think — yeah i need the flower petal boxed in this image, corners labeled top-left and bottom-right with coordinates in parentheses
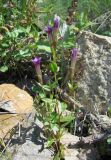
top-left (53, 14), bottom-right (60, 30)
top-left (71, 48), bottom-right (78, 60)
top-left (32, 57), bottom-right (41, 66)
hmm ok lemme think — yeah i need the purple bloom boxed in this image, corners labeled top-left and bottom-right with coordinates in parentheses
top-left (44, 15), bottom-right (60, 51)
top-left (32, 57), bottom-right (41, 67)
top-left (44, 15), bottom-right (60, 36)
top-left (32, 57), bottom-right (43, 84)
top-left (44, 26), bottom-right (53, 34)
top-left (53, 14), bottom-right (60, 30)
top-left (44, 26), bottom-right (53, 41)
top-left (71, 48), bottom-right (78, 61)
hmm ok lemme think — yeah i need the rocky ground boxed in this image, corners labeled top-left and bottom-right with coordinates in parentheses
top-left (2, 113), bottom-right (99, 160)
top-left (0, 110), bottom-right (102, 160)
top-left (1, 31), bottom-right (111, 160)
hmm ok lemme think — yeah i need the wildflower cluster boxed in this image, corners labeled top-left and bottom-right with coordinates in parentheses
top-left (32, 15), bottom-right (78, 160)
top-left (32, 15), bottom-right (77, 84)
top-left (44, 15), bottom-right (60, 50)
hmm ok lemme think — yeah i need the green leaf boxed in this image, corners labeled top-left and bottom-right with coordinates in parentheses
top-left (44, 121), bottom-right (49, 126)
top-left (31, 86), bottom-right (38, 93)
top-left (51, 124), bottom-right (59, 134)
top-left (49, 62), bottom-right (58, 73)
top-left (107, 106), bottom-right (111, 117)
top-left (61, 103), bottom-right (67, 112)
top-left (19, 49), bottom-right (29, 56)
top-left (68, 83), bottom-right (73, 90)
top-left (1, 52), bottom-right (7, 57)
top-left (58, 101), bottom-right (67, 113)
top-left (103, 31), bottom-right (111, 36)
top-left (42, 98), bottom-right (53, 103)
top-left (0, 139), bottom-right (5, 148)
top-left (2, 43), bottom-right (9, 47)
top-left (39, 92), bottom-right (46, 99)
top-left (50, 112), bottom-right (58, 123)
top-left (21, 0), bottom-right (27, 12)
top-left (68, 82), bottom-right (78, 92)
top-left (37, 45), bottom-right (51, 52)
top-left (60, 115), bottom-right (74, 123)
top-left (0, 66), bottom-right (8, 72)
top-left (108, 107), bottom-right (111, 113)
top-left (73, 83), bottom-right (78, 90)
top-left (42, 85), bottom-right (51, 91)
top-left (107, 137), bottom-right (111, 144)
top-left (45, 138), bottom-right (55, 148)
top-left (37, 83), bottom-right (51, 91)
top-left (50, 81), bottom-right (58, 89)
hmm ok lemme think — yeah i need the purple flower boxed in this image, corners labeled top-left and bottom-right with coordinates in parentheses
top-left (32, 57), bottom-right (41, 68)
top-left (71, 48), bottom-right (78, 61)
top-left (44, 26), bottom-right (53, 41)
top-left (44, 15), bottom-right (60, 51)
top-left (44, 15), bottom-right (60, 36)
top-left (44, 26), bottom-right (53, 34)
top-left (52, 15), bottom-right (60, 49)
top-left (53, 14), bottom-right (60, 30)
top-left (32, 57), bottom-right (43, 84)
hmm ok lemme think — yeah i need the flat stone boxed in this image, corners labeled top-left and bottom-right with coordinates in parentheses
top-left (0, 84), bottom-right (33, 139)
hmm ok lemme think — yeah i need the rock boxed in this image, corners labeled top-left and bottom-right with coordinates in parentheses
top-left (0, 100), bottom-right (16, 113)
top-left (7, 116), bottom-right (52, 160)
top-left (61, 133), bottom-right (80, 160)
top-left (11, 139), bottom-right (52, 160)
top-left (61, 132), bottom-right (80, 146)
top-left (0, 84), bottom-right (33, 139)
top-left (61, 133), bottom-right (99, 160)
top-left (12, 130), bottom-right (97, 160)
top-left (76, 31), bottom-right (111, 113)
top-left (0, 84), bottom-right (33, 114)
top-left (96, 115), bottom-right (111, 131)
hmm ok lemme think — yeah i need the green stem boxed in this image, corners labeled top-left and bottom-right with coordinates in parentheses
top-left (61, 39), bottom-right (65, 75)
top-left (51, 46), bottom-right (56, 63)
top-left (50, 46), bottom-right (57, 82)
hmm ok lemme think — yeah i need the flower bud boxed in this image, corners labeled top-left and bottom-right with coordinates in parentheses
top-left (44, 26), bottom-right (53, 42)
top-left (53, 14), bottom-right (60, 31)
top-left (32, 57), bottom-right (43, 84)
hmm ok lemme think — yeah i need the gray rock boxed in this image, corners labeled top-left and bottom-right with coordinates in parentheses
top-left (61, 133), bottom-right (99, 160)
top-left (12, 140), bottom-right (52, 160)
top-left (6, 113), bottom-right (53, 160)
top-left (76, 31), bottom-right (111, 113)
top-left (5, 113), bottom-right (99, 160)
